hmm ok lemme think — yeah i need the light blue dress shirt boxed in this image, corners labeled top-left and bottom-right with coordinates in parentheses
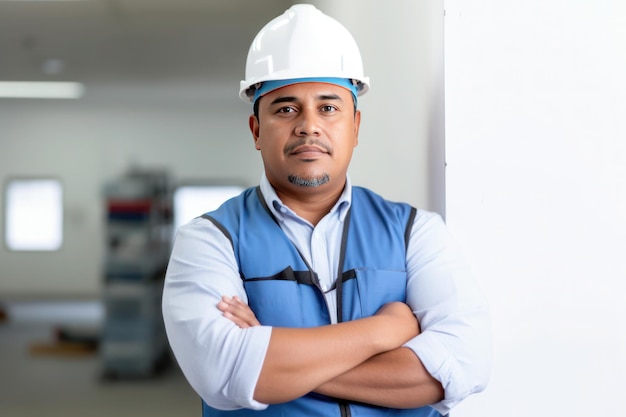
top-left (162, 174), bottom-right (491, 415)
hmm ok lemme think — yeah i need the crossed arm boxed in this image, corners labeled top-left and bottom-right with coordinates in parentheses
top-left (218, 296), bottom-right (444, 408)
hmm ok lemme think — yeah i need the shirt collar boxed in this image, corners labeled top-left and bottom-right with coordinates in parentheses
top-left (259, 172), bottom-right (352, 224)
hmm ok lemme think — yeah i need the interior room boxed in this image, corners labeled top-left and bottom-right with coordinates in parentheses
top-left (0, 1), bottom-right (444, 416)
top-left (1, 1), bottom-right (625, 416)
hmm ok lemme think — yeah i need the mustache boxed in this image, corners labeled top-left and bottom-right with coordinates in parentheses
top-left (284, 138), bottom-right (332, 155)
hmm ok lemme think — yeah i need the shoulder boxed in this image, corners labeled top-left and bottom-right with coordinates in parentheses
top-left (407, 209), bottom-right (462, 258)
top-left (412, 209), bottom-right (446, 232)
top-left (352, 186), bottom-right (414, 209)
top-left (351, 186), bottom-right (416, 221)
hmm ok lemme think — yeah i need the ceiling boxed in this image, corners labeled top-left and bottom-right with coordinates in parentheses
top-left (0, 0), bottom-right (293, 86)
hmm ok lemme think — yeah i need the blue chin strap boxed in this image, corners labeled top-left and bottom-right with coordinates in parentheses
top-left (253, 77), bottom-right (358, 108)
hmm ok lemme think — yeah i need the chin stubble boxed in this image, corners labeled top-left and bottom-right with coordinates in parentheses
top-left (288, 174), bottom-right (330, 187)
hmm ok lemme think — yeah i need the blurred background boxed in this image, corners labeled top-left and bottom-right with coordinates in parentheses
top-left (0, 1), bottom-right (444, 416)
top-left (1, 0), bottom-right (625, 416)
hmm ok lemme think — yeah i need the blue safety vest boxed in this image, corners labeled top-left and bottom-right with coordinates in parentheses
top-left (201, 186), bottom-right (442, 417)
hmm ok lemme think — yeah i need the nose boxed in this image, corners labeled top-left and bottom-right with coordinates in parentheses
top-left (295, 110), bottom-right (321, 136)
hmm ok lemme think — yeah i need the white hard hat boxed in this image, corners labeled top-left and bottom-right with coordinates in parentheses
top-left (239, 4), bottom-right (370, 103)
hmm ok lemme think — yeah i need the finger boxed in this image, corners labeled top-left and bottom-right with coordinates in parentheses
top-left (223, 311), bottom-right (252, 328)
top-left (218, 295), bottom-right (261, 327)
top-left (217, 300), bottom-right (230, 312)
top-left (230, 303), bottom-right (259, 325)
top-left (218, 295), bottom-right (244, 313)
top-left (224, 308), bottom-right (257, 328)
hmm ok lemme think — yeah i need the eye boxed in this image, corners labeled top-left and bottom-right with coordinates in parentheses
top-left (320, 105), bottom-right (337, 113)
top-left (276, 106), bottom-right (297, 114)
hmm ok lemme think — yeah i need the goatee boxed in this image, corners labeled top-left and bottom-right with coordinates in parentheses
top-left (288, 174), bottom-right (330, 187)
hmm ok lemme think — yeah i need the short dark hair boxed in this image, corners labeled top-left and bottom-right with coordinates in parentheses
top-left (253, 98), bottom-right (260, 120)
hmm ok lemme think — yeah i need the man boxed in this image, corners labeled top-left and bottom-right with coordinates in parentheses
top-left (162, 4), bottom-right (491, 416)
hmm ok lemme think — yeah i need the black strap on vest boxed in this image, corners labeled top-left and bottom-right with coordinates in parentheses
top-left (201, 214), bottom-right (233, 247)
top-left (243, 265), bottom-right (318, 286)
top-left (201, 213), bottom-right (244, 280)
top-left (335, 208), bottom-right (351, 324)
top-left (405, 207), bottom-right (417, 250)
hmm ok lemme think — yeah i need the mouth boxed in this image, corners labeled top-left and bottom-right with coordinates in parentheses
top-left (290, 145), bottom-right (329, 158)
top-left (285, 140), bottom-right (332, 159)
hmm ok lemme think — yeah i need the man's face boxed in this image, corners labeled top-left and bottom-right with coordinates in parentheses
top-left (250, 82), bottom-right (361, 198)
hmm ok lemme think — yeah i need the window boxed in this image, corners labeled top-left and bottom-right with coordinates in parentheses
top-left (173, 184), bottom-right (244, 234)
top-left (4, 178), bottom-right (63, 251)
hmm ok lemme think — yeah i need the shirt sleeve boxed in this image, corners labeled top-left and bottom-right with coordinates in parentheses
top-left (403, 210), bottom-right (492, 415)
top-left (162, 217), bottom-right (272, 411)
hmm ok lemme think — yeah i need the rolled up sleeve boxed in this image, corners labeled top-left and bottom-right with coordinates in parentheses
top-left (403, 211), bottom-right (492, 415)
top-left (162, 217), bottom-right (272, 410)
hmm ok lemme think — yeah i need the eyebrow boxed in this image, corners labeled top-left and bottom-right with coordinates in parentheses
top-left (318, 93), bottom-right (343, 101)
top-left (269, 93), bottom-right (344, 106)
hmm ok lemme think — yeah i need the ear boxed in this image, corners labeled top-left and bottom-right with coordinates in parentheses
top-left (249, 114), bottom-right (261, 150)
top-left (353, 110), bottom-right (361, 148)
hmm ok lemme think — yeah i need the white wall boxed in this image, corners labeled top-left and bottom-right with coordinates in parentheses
top-left (0, 2), bottom-right (445, 298)
top-left (445, 1), bottom-right (626, 415)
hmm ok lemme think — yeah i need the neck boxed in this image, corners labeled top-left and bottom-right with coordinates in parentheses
top-left (274, 182), bottom-right (345, 226)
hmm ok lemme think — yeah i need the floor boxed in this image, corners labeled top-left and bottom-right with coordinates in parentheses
top-left (0, 301), bottom-right (200, 417)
